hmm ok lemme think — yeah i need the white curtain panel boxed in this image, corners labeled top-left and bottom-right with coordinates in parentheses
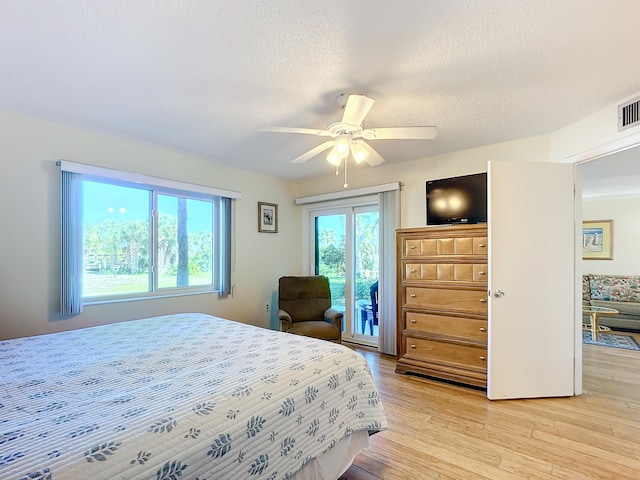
top-left (378, 189), bottom-right (400, 355)
top-left (60, 170), bottom-right (84, 314)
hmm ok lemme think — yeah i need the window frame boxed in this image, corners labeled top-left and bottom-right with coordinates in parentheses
top-left (82, 175), bottom-right (221, 303)
top-left (59, 159), bottom-right (240, 312)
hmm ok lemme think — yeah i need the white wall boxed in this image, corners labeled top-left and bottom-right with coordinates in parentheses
top-left (550, 92), bottom-right (640, 162)
top-left (0, 110), bottom-right (300, 340)
top-left (554, 92), bottom-right (640, 277)
top-left (582, 196), bottom-right (640, 275)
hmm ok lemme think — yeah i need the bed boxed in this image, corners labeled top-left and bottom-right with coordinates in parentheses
top-left (0, 313), bottom-right (387, 479)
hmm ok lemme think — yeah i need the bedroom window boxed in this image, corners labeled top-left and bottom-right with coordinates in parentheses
top-left (59, 161), bottom-right (240, 313)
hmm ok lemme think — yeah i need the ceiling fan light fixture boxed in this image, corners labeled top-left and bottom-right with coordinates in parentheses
top-left (350, 141), bottom-right (369, 164)
top-left (259, 93), bottom-right (437, 178)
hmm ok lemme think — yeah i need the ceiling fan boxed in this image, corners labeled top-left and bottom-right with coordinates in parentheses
top-left (259, 93), bottom-right (438, 167)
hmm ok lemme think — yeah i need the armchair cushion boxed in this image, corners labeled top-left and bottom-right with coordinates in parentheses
top-left (285, 320), bottom-right (340, 341)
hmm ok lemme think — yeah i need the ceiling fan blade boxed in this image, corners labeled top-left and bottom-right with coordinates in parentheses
top-left (364, 126), bottom-right (438, 140)
top-left (359, 142), bottom-right (385, 166)
top-left (291, 141), bottom-right (336, 164)
top-left (342, 94), bottom-right (375, 126)
top-left (259, 126), bottom-right (332, 136)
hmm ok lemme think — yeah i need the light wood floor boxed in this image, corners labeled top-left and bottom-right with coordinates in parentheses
top-left (342, 332), bottom-right (640, 480)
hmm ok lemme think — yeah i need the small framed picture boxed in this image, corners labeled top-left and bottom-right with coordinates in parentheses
top-left (582, 220), bottom-right (613, 260)
top-left (258, 202), bottom-right (278, 233)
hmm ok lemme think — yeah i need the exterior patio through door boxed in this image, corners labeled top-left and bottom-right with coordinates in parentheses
top-left (310, 203), bottom-right (379, 347)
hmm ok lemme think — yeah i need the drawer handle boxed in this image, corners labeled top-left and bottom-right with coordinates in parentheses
top-left (410, 344), bottom-right (416, 349)
top-left (479, 327), bottom-right (486, 332)
top-left (478, 271), bottom-right (486, 275)
top-left (410, 245), bottom-right (416, 249)
top-left (479, 356), bottom-right (486, 361)
top-left (410, 269), bottom-right (416, 273)
top-left (478, 243), bottom-right (486, 248)
top-left (410, 294), bottom-right (417, 298)
top-left (410, 319), bottom-right (417, 323)
top-left (479, 298), bottom-right (486, 303)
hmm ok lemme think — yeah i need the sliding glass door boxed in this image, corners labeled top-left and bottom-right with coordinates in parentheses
top-left (311, 202), bottom-right (379, 346)
top-left (354, 208), bottom-right (379, 339)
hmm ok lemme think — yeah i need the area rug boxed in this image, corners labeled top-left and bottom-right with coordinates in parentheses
top-left (582, 330), bottom-right (640, 350)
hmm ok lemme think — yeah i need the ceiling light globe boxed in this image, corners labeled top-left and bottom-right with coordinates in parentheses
top-left (327, 148), bottom-right (342, 166)
top-left (336, 139), bottom-right (350, 155)
top-left (350, 141), bottom-right (370, 164)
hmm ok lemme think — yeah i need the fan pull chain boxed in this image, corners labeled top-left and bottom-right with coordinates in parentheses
top-left (343, 157), bottom-right (348, 188)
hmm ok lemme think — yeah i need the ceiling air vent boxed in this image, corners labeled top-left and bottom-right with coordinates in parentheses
top-left (618, 96), bottom-right (640, 131)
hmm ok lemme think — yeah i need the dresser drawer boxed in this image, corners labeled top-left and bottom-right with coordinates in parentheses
top-left (405, 286), bottom-right (488, 314)
top-left (405, 263), bottom-right (487, 283)
top-left (403, 337), bottom-right (487, 370)
top-left (403, 236), bottom-right (487, 257)
top-left (473, 237), bottom-right (488, 254)
top-left (404, 311), bottom-right (487, 343)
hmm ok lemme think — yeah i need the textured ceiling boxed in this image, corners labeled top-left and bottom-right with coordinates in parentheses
top-left (1, 0), bottom-right (639, 183)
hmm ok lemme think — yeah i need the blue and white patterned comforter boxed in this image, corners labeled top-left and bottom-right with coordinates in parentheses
top-left (0, 313), bottom-right (387, 479)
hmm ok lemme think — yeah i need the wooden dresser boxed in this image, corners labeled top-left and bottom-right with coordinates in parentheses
top-left (395, 224), bottom-right (489, 388)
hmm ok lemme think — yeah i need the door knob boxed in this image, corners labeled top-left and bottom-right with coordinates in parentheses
top-left (494, 290), bottom-right (505, 298)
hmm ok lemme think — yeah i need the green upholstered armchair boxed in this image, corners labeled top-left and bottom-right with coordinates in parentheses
top-left (277, 275), bottom-right (343, 343)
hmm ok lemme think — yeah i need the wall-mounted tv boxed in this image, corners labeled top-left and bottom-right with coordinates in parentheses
top-left (426, 172), bottom-right (487, 225)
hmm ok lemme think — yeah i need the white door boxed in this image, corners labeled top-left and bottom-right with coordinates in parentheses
top-left (487, 160), bottom-right (578, 399)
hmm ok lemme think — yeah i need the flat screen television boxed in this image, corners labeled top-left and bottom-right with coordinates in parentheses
top-left (426, 172), bottom-right (487, 225)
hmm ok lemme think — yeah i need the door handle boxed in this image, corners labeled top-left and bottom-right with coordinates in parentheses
top-left (494, 290), bottom-right (505, 298)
